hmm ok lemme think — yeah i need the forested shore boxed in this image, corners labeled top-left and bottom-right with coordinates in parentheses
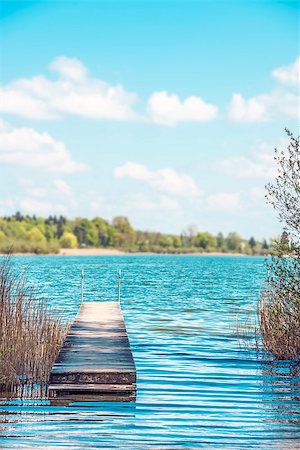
top-left (0, 213), bottom-right (271, 255)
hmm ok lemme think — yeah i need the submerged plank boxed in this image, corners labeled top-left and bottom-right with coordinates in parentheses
top-left (48, 302), bottom-right (136, 401)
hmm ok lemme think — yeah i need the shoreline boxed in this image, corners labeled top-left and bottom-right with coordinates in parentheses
top-left (0, 248), bottom-right (262, 257)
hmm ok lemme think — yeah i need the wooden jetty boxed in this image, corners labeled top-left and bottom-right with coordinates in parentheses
top-left (48, 302), bottom-right (136, 402)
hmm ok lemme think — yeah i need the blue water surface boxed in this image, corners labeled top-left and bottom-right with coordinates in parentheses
top-left (0, 255), bottom-right (300, 449)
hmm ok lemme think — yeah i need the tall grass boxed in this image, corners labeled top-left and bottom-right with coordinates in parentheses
top-left (257, 255), bottom-right (300, 362)
top-left (236, 254), bottom-right (300, 363)
top-left (258, 286), bottom-right (300, 361)
top-left (0, 257), bottom-right (68, 396)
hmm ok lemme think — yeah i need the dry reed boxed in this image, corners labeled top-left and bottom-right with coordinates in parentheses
top-left (236, 254), bottom-right (300, 365)
top-left (236, 254), bottom-right (300, 363)
top-left (258, 282), bottom-right (300, 361)
top-left (256, 255), bottom-right (300, 362)
top-left (0, 257), bottom-right (68, 396)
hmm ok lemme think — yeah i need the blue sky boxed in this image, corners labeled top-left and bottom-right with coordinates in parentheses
top-left (0, 0), bottom-right (299, 238)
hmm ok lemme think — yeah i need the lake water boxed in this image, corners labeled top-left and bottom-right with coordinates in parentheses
top-left (0, 255), bottom-right (300, 449)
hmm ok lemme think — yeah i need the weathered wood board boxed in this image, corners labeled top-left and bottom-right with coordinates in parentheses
top-left (48, 302), bottom-right (136, 401)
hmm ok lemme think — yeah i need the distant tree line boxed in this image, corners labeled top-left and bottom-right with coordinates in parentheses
top-left (0, 212), bottom-right (272, 255)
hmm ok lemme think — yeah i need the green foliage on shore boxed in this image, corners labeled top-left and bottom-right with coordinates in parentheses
top-left (0, 212), bottom-right (271, 255)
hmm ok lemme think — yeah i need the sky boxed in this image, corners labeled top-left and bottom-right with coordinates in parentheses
top-left (0, 0), bottom-right (299, 239)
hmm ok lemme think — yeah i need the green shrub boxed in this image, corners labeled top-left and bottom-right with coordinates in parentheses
top-left (27, 227), bottom-right (46, 243)
top-left (59, 232), bottom-right (78, 249)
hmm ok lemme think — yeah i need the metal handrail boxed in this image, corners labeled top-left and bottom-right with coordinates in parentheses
top-left (81, 269), bottom-right (84, 303)
top-left (118, 270), bottom-right (121, 302)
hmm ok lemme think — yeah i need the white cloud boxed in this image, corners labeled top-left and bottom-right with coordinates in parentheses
top-left (53, 179), bottom-right (73, 197)
top-left (0, 199), bottom-right (15, 214)
top-left (216, 138), bottom-right (289, 179)
top-left (15, 178), bottom-right (78, 216)
top-left (114, 161), bottom-right (200, 197)
top-left (0, 56), bottom-right (138, 120)
top-left (228, 93), bottom-right (267, 122)
top-left (159, 195), bottom-right (180, 210)
top-left (272, 57), bottom-right (300, 86)
top-left (1, 58), bottom-right (218, 125)
top-left (5, 178), bottom-right (88, 217)
top-left (115, 161), bottom-right (153, 181)
top-left (217, 153), bottom-right (276, 179)
top-left (1, 55), bottom-right (299, 127)
top-left (206, 192), bottom-right (241, 212)
top-left (154, 168), bottom-right (199, 196)
top-left (0, 87), bottom-right (54, 119)
top-left (228, 57), bottom-right (299, 122)
top-left (0, 119), bottom-right (87, 173)
top-left (19, 198), bottom-right (67, 216)
top-left (123, 193), bottom-right (180, 212)
top-left (228, 90), bottom-right (299, 122)
top-left (18, 179), bottom-right (73, 201)
top-left (52, 179), bottom-right (78, 207)
top-left (147, 91), bottom-right (218, 125)
top-left (26, 187), bottom-right (48, 198)
top-left (49, 56), bottom-right (88, 82)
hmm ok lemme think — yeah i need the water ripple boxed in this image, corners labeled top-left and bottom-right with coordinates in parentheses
top-left (0, 255), bottom-right (299, 448)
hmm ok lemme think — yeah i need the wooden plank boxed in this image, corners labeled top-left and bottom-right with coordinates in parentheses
top-left (48, 384), bottom-right (136, 392)
top-left (48, 302), bottom-right (136, 400)
top-left (50, 394), bottom-right (136, 405)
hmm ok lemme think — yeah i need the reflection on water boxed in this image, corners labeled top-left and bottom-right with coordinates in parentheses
top-left (0, 255), bottom-right (300, 448)
top-left (261, 362), bottom-right (300, 427)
